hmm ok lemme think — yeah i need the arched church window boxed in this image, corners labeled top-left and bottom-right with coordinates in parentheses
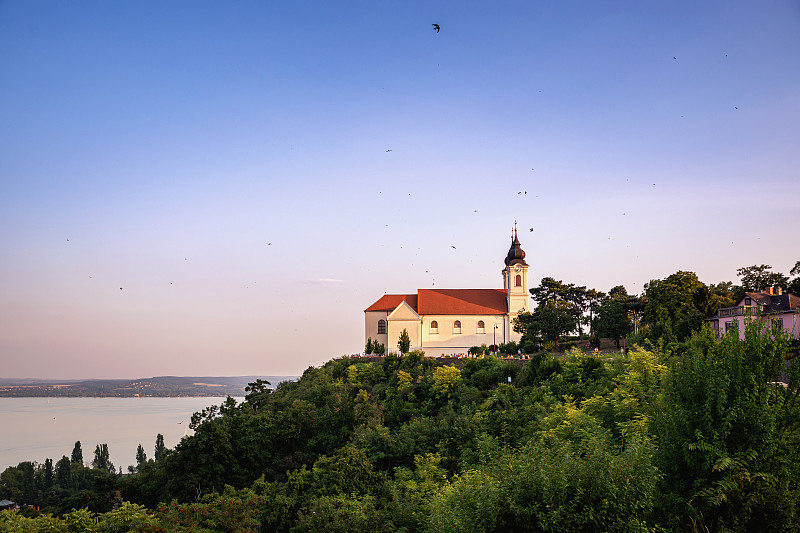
top-left (378, 319), bottom-right (386, 334)
top-left (454, 320), bottom-right (462, 334)
top-left (515, 274), bottom-right (522, 287)
top-left (477, 320), bottom-right (485, 334)
top-left (430, 321), bottom-right (438, 334)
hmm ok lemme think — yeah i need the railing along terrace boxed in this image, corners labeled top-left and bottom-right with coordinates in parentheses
top-left (718, 306), bottom-right (759, 318)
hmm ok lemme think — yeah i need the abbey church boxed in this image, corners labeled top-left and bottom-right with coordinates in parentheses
top-left (364, 231), bottom-right (530, 356)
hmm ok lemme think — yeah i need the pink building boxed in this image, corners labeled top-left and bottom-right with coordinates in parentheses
top-left (707, 287), bottom-right (800, 340)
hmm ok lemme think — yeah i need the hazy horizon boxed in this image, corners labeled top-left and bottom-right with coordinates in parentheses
top-left (2, 1), bottom-right (798, 379)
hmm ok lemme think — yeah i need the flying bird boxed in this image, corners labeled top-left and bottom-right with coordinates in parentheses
top-left (451, 245), bottom-right (456, 249)
top-left (386, 149), bottom-right (392, 152)
top-left (432, 23), bottom-right (440, 33)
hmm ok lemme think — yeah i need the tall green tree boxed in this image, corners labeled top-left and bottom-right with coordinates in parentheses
top-left (565, 285), bottom-right (589, 340)
top-left (55, 455), bottom-right (71, 490)
top-left (244, 379), bottom-right (272, 410)
top-left (71, 441), bottom-right (83, 465)
top-left (154, 434), bottom-right (166, 461)
top-left (643, 271), bottom-right (705, 342)
top-left (92, 444), bottom-right (115, 474)
top-left (42, 458), bottom-right (54, 490)
top-left (398, 329), bottom-right (411, 354)
top-left (136, 444), bottom-right (147, 470)
top-left (585, 288), bottom-right (607, 337)
top-left (594, 298), bottom-right (632, 348)
top-left (514, 300), bottom-right (576, 349)
top-left (736, 264), bottom-right (788, 292)
top-left (694, 281), bottom-right (735, 317)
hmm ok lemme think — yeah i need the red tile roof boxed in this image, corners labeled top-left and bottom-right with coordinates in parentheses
top-left (364, 294), bottom-right (418, 312)
top-left (418, 289), bottom-right (508, 315)
top-left (365, 289), bottom-right (509, 315)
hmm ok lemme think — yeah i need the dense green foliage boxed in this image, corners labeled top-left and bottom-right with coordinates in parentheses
top-left (3, 324), bottom-right (800, 532)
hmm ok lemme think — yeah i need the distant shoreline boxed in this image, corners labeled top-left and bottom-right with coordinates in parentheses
top-left (0, 376), bottom-right (298, 398)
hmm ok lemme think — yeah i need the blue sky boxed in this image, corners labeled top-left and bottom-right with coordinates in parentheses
top-left (1, 1), bottom-right (798, 378)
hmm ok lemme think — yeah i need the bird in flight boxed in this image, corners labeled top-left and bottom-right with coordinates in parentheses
top-left (432, 23), bottom-right (440, 33)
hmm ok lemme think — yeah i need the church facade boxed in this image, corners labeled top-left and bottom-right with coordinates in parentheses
top-left (364, 232), bottom-right (530, 356)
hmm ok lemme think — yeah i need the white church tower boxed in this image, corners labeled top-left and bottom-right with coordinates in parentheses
top-left (502, 227), bottom-right (530, 341)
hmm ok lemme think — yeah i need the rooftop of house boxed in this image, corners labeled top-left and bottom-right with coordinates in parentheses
top-left (738, 290), bottom-right (800, 314)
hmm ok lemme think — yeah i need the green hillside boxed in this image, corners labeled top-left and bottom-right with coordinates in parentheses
top-left (2, 324), bottom-right (800, 532)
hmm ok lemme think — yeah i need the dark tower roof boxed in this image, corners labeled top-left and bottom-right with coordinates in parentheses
top-left (504, 229), bottom-right (527, 267)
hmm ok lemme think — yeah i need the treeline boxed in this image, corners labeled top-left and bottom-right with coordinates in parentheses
top-left (2, 321), bottom-right (800, 531)
top-left (0, 438), bottom-right (168, 518)
top-left (512, 262), bottom-right (800, 354)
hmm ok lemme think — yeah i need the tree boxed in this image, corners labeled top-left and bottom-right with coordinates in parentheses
top-left (594, 298), bottom-right (632, 348)
top-left (788, 261), bottom-right (800, 296)
top-left (529, 276), bottom-right (570, 306)
top-left (92, 443), bottom-right (114, 474)
top-left (136, 444), bottom-right (147, 469)
top-left (373, 341), bottom-right (385, 355)
top-left (643, 271), bottom-right (705, 342)
top-left (523, 277), bottom-right (583, 345)
top-left (565, 285), bottom-right (589, 340)
top-left (651, 324), bottom-right (800, 531)
top-left (694, 281), bottom-right (735, 317)
top-left (737, 264), bottom-right (788, 292)
top-left (397, 329), bottom-right (411, 354)
top-left (71, 441), bottom-right (83, 465)
top-left (365, 337), bottom-right (374, 355)
top-left (515, 300), bottom-right (576, 349)
top-left (432, 365), bottom-right (461, 397)
top-left (42, 458), bottom-right (54, 490)
top-left (55, 455), bottom-right (71, 490)
top-left (585, 288), bottom-right (607, 337)
top-left (154, 434), bottom-right (166, 461)
top-left (244, 379), bottom-right (272, 410)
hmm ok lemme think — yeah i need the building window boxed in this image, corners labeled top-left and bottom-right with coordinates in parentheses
top-left (454, 320), bottom-right (462, 334)
top-left (477, 320), bottom-right (485, 334)
top-left (745, 298), bottom-right (751, 306)
top-left (725, 320), bottom-right (737, 334)
top-left (430, 320), bottom-right (438, 334)
top-left (773, 318), bottom-right (784, 331)
top-left (515, 274), bottom-right (522, 287)
top-left (378, 319), bottom-right (386, 334)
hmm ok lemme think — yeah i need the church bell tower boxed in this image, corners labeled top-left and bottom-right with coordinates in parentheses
top-left (502, 227), bottom-right (530, 317)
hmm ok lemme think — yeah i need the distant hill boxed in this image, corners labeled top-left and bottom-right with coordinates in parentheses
top-left (0, 376), bottom-right (298, 397)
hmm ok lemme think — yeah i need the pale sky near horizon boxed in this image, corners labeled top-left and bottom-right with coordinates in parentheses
top-left (1, 1), bottom-right (798, 379)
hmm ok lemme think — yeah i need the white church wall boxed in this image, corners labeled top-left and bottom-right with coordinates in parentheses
top-left (420, 314), bottom-right (508, 355)
top-left (364, 310), bottom-right (389, 351)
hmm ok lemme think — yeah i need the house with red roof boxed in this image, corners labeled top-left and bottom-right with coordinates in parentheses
top-left (707, 287), bottom-right (800, 340)
top-left (364, 231), bottom-right (530, 356)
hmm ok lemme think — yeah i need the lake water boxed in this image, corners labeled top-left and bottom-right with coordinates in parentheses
top-left (0, 397), bottom-right (240, 471)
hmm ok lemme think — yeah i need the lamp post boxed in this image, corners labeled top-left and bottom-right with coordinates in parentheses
top-left (494, 324), bottom-right (499, 354)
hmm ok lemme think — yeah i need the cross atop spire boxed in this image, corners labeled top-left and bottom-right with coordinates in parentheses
top-left (504, 225), bottom-right (527, 267)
